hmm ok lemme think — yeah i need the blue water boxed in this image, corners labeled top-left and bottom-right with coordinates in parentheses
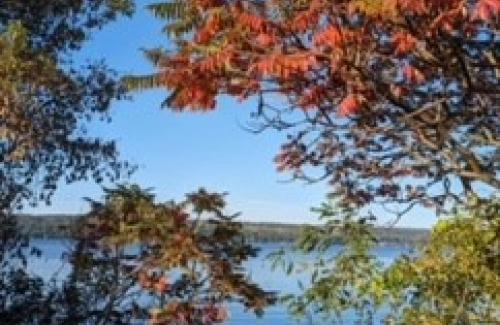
top-left (26, 240), bottom-right (408, 324)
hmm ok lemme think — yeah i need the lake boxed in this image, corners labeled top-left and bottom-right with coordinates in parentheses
top-left (27, 240), bottom-right (410, 324)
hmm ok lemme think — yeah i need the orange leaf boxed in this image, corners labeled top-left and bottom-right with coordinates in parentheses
top-left (392, 32), bottom-right (417, 56)
top-left (472, 0), bottom-right (500, 21)
top-left (289, 9), bottom-right (320, 32)
top-left (397, 0), bottom-right (426, 14)
top-left (195, 15), bottom-right (222, 44)
top-left (403, 65), bottom-right (425, 84)
top-left (238, 12), bottom-right (268, 32)
top-left (314, 26), bottom-right (343, 48)
top-left (252, 54), bottom-right (317, 78)
top-left (255, 32), bottom-right (276, 47)
top-left (339, 94), bottom-right (362, 117)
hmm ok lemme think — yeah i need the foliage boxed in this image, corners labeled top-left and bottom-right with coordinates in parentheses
top-left (0, 210), bottom-right (48, 324)
top-left (58, 185), bottom-right (275, 325)
top-left (42, 233), bottom-right (145, 324)
top-left (272, 200), bottom-right (386, 323)
top-left (0, 1), bottom-right (497, 324)
top-left (0, 0), bottom-right (134, 210)
top-left (280, 198), bottom-right (499, 324)
top-left (0, 1), bottom-right (133, 322)
top-left (382, 198), bottom-right (499, 324)
top-left (126, 2), bottom-right (500, 322)
top-left (0, 0), bottom-right (134, 53)
top-left (129, 0), bottom-right (499, 221)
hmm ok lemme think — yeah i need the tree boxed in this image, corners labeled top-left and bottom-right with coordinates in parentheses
top-left (0, 209), bottom-right (48, 324)
top-left (0, 0), bottom-right (134, 210)
top-left (127, 0), bottom-right (499, 221)
top-left (0, 1), bottom-right (133, 321)
top-left (0, 0), bottom-right (133, 54)
top-left (381, 199), bottom-right (499, 324)
top-left (280, 198), bottom-right (499, 324)
top-left (48, 185), bottom-right (274, 325)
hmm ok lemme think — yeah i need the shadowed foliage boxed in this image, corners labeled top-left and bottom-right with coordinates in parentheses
top-left (65, 185), bottom-right (275, 325)
top-left (0, 0), bottom-right (134, 210)
top-left (0, 1), bottom-right (133, 322)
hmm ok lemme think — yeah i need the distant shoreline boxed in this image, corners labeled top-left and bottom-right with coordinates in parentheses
top-left (15, 214), bottom-right (429, 245)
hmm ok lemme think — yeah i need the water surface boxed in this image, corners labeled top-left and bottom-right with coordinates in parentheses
top-left (27, 240), bottom-right (408, 324)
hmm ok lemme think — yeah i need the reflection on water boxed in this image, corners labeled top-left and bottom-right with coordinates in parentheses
top-left (27, 240), bottom-right (409, 324)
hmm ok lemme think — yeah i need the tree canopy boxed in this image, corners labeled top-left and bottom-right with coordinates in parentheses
top-left (128, 0), bottom-right (499, 221)
top-left (281, 197), bottom-right (499, 324)
top-left (0, 0), bottom-right (134, 210)
top-left (0, 1), bottom-right (133, 322)
top-left (60, 185), bottom-right (274, 325)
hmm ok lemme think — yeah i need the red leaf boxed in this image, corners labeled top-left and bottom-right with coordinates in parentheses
top-left (397, 0), bottom-right (427, 14)
top-left (238, 12), bottom-right (268, 32)
top-left (403, 65), bottom-right (426, 84)
top-left (314, 26), bottom-right (343, 48)
top-left (472, 0), bottom-right (500, 21)
top-left (338, 94), bottom-right (362, 117)
top-left (288, 0), bottom-right (322, 32)
top-left (392, 32), bottom-right (417, 56)
top-left (252, 54), bottom-right (317, 78)
top-left (195, 15), bottom-right (222, 44)
top-left (255, 33), bottom-right (276, 47)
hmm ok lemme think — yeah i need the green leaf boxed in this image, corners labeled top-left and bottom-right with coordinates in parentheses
top-left (147, 2), bottom-right (187, 20)
top-left (121, 73), bottom-right (162, 91)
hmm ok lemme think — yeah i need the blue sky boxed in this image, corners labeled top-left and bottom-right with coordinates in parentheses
top-left (27, 0), bottom-right (438, 228)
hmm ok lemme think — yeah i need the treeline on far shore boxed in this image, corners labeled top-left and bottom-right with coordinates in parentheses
top-left (15, 214), bottom-right (429, 245)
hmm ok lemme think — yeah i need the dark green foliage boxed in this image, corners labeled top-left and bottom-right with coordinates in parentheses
top-left (0, 0), bottom-right (134, 53)
top-left (0, 1), bottom-right (134, 323)
top-left (0, 0), bottom-right (134, 210)
top-left (0, 210), bottom-right (61, 324)
top-left (147, 2), bottom-right (186, 21)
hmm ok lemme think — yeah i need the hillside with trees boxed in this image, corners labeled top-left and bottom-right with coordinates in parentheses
top-left (16, 214), bottom-right (430, 244)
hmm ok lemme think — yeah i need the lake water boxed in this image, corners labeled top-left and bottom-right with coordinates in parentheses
top-left (27, 240), bottom-right (409, 324)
